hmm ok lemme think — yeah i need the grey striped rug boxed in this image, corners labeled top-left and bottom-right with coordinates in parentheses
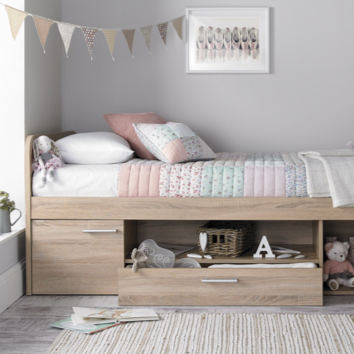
top-left (46, 313), bottom-right (354, 354)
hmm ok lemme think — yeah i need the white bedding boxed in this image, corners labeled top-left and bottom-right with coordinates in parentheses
top-left (32, 164), bottom-right (120, 197)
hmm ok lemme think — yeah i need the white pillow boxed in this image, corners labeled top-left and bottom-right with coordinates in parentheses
top-left (56, 132), bottom-right (134, 164)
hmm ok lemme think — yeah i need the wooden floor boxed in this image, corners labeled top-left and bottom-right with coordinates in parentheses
top-left (0, 296), bottom-right (354, 354)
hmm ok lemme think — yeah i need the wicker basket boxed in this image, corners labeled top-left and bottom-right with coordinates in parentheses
top-left (197, 221), bottom-right (254, 257)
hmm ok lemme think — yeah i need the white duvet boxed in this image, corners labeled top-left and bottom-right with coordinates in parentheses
top-left (32, 164), bottom-right (120, 197)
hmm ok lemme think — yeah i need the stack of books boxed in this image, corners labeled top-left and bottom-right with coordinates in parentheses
top-left (50, 307), bottom-right (159, 334)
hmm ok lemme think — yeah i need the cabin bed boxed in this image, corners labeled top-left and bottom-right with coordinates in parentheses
top-left (25, 131), bottom-right (354, 306)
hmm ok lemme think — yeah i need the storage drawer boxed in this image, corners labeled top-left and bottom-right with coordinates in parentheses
top-left (32, 220), bottom-right (124, 294)
top-left (118, 268), bottom-right (323, 306)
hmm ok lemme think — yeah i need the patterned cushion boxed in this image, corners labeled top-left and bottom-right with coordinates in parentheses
top-left (103, 113), bottom-right (166, 160)
top-left (133, 122), bottom-right (216, 164)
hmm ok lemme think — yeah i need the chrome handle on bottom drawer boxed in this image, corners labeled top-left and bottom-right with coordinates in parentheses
top-left (83, 229), bottom-right (117, 233)
top-left (202, 279), bottom-right (238, 283)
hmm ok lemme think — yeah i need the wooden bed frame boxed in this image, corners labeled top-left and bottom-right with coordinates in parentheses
top-left (25, 131), bottom-right (354, 304)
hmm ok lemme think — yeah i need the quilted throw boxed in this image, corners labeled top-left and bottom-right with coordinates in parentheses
top-left (117, 153), bottom-right (308, 198)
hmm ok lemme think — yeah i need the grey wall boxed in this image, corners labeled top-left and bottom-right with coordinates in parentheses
top-left (61, 0), bottom-right (354, 153)
top-left (25, 0), bottom-right (62, 135)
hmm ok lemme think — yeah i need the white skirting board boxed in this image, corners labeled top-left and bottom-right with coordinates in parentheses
top-left (0, 258), bottom-right (26, 314)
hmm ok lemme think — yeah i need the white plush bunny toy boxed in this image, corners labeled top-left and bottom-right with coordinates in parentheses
top-left (32, 135), bottom-right (63, 189)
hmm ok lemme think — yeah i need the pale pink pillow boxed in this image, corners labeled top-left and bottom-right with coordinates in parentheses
top-left (104, 113), bottom-right (166, 160)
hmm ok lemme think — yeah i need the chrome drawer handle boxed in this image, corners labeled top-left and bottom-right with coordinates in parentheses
top-left (202, 279), bottom-right (238, 283)
top-left (83, 229), bottom-right (117, 233)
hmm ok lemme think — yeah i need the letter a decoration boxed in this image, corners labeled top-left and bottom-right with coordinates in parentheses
top-left (253, 235), bottom-right (275, 258)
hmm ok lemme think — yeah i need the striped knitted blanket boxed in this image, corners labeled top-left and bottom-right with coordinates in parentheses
top-left (117, 153), bottom-right (308, 198)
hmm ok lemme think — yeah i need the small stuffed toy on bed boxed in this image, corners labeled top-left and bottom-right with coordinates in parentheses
top-left (32, 135), bottom-right (64, 189)
top-left (323, 241), bottom-right (354, 290)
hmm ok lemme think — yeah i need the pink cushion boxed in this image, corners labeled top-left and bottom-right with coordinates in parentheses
top-left (104, 113), bottom-right (166, 160)
top-left (162, 139), bottom-right (188, 163)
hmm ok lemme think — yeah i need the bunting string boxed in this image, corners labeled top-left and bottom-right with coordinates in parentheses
top-left (0, 3), bottom-right (184, 60)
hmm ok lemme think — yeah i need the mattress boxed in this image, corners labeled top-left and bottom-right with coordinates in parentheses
top-left (32, 153), bottom-right (308, 198)
top-left (32, 164), bottom-right (120, 197)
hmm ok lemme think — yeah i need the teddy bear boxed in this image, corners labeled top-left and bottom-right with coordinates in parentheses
top-left (32, 135), bottom-right (63, 189)
top-left (323, 241), bottom-right (354, 290)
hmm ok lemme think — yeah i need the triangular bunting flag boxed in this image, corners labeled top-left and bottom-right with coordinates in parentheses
top-left (140, 25), bottom-right (153, 53)
top-left (172, 16), bottom-right (184, 40)
top-left (5, 6), bottom-right (28, 40)
top-left (33, 16), bottom-right (54, 53)
top-left (101, 29), bottom-right (119, 60)
top-left (81, 27), bottom-right (98, 60)
top-left (157, 22), bottom-right (168, 45)
top-left (122, 29), bottom-right (135, 57)
top-left (57, 23), bottom-right (76, 58)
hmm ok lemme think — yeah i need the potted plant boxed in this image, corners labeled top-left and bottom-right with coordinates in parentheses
top-left (0, 191), bottom-right (21, 233)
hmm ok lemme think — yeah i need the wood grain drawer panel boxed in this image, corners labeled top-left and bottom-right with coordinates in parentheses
top-left (118, 268), bottom-right (323, 306)
top-left (32, 220), bottom-right (123, 294)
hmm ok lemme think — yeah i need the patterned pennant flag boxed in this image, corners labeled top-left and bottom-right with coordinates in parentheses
top-left (33, 16), bottom-right (54, 53)
top-left (81, 27), bottom-right (98, 60)
top-left (57, 23), bottom-right (76, 58)
top-left (122, 29), bottom-right (135, 57)
top-left (140, 25), bottom-right (153, 53)
top-left (157, 22), bottom-right (168, 45)
top-left (5, 6), bottom-right (28, 40)
top-left (172, 16), bottom-right (184, 40)
top-left (101, 29), bottom-right (119, 60)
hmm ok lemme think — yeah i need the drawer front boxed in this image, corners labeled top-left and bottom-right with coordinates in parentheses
top-left (32, 220), bottom-right (123, 294)
top-left (118, 268), bottom-right (323, 306)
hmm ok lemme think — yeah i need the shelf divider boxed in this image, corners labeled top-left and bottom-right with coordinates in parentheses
top-left (313, 220), bottom-right (323, 268)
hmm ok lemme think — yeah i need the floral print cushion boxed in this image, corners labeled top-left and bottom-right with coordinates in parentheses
top-left (133, 122), bottom-right (216, 164)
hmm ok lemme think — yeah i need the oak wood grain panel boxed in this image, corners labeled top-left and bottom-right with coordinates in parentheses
top-left (25, 131), bottom-right (75, 295)
top-left (313, 220), bottom-right (324, 268)
top-left (31, 197), bottom-right (354, 221)
top-left (123, 220), bottom-right (137, 268)
top-left (32, 220), bottom-right (123, 294)
top-left (323, 286), bottom-right (354, 296)
top-left (137, 220), bottom-right (314, 245)
top-left (118, 268), bottom-right (323, 306)
top-left (323, 221), bottom-right (354, 240)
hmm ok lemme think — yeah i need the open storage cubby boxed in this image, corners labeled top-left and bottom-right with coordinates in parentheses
top-left (323, 220), bottom-right (354, 296)
top-left (123, 220), bottom-right (323, 266)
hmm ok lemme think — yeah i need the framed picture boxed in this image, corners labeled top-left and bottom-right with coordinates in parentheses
top-left (186, 7), bottom-right (270, 74)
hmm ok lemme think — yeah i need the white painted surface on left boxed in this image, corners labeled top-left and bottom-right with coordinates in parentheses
top-left (0, 228), bottom-right (25, 314)
top-left (0, 0), bottom-right (25, 227)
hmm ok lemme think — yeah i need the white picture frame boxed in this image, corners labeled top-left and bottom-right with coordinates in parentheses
top-left (186, 7), bottom-right (270, 74)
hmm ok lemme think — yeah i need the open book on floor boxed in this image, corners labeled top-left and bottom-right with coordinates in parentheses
top-left (50, 318), bottom-right (123, 334)
top-left (72, 307), bottom-right (159, 325)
